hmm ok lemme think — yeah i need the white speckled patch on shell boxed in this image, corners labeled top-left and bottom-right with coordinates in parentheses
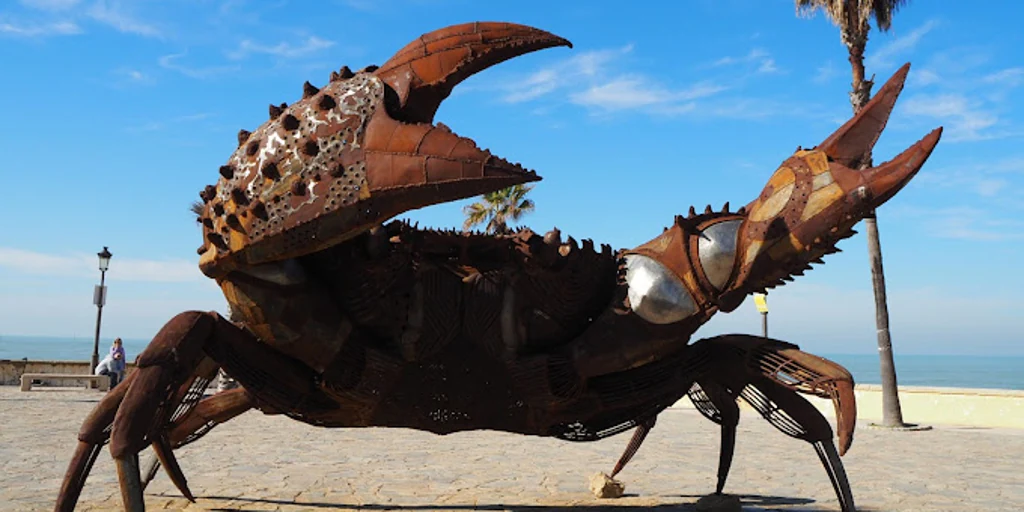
top-left (205, 73), bottom-right (383, 258)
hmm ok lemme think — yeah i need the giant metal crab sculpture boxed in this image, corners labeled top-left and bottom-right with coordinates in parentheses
top-left (55, 22), bottom-right (941, 512)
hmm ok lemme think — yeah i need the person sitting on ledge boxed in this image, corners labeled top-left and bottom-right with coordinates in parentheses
top-left (93, 351), bottom-right (122, 390)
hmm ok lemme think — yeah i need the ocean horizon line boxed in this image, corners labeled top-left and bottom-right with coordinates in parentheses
top-left (2, 334), bottom-right (1022, 391)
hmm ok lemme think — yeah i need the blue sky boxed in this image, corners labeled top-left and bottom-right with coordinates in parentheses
top-left (0, 0), bottom-right (1021, 356)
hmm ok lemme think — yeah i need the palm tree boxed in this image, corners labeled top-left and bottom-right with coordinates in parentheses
top-left (795, 0), bottom-right (910, 428)
top-left (462, 184), bottom-right (536, 234)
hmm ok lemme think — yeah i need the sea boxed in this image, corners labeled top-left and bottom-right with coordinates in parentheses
top-left (1, 335), bottom-right (1022, 391)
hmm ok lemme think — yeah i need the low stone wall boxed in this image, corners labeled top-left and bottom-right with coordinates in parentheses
top-left (5, 360), bottom-right (1022, 428)
top-left (672, 383), bottom-right (1024, 429)
top-left (1, 360), bottom-right (136, 386)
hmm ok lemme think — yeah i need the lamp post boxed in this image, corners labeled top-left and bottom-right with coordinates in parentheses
top-left (753, 292), bottom-right (769, 337)
top-left (91, 247), bottom-right (113, 371)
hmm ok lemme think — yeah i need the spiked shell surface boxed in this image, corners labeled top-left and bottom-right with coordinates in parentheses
top-left (196, 71), bottom-right (384, 277)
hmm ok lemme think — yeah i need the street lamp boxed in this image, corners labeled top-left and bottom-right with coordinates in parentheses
top-left (753, 292), bottom-right (769, 337)
top-left (91, 247), bottom-right (113, 371)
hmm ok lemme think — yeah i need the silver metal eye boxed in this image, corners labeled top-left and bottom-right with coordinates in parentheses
top-left (697, 219), bottom-right (742, 291)
top-left (624, 254), bottom-right (698, 324)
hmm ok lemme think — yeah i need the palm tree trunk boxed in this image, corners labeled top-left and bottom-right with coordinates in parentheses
top-left (846, 30), bottom-right (906, 428)
top-left (864, 214), bottom-right (904, 426)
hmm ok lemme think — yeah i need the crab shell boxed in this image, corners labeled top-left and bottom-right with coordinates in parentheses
top-left (195, 23), bottom-right (572, 279)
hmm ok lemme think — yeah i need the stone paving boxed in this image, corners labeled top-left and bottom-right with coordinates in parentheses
top-left (2, 386), bottom-right (1022, 511)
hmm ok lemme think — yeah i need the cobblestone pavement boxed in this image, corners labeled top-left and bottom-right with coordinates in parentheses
top-left (2, 386), bottom-right (1022, 511)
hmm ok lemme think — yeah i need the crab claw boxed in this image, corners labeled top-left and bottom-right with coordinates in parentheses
top-left (816, 62), bottom-right (911, 169)
top-left (712, 64), bottom-right (942, 304)
top-left (197, 23), bottom-right (572, 276)
top-left (375, 22), bottom-right (572, 124)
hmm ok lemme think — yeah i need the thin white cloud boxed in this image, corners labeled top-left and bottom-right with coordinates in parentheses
top-left (228, 35), bottom-right (335, 59)
top-left (712, 47), bottom-right (780, 74)
top-left (18, 0), bottom-right (81, 10)
top-left (866, 20), bottom-right (938, 69)
top-left (159, 52), bottom-right (240, 79)
top-left (902, 93), bottom-right (999, 142)
top-left (813, 60), bottom-right (838, 84)
top-left (86, 0), bottom-right (160, 38)
top-left (0, 248), bottom-right (204, 283)
top-left (895, 206), bottom-right (1024, 242)
top-left (910, 68), bottom-right (941, 86)
top-left (0, 19), bottom-right (81, 37)
top-left (502, 44), bottom-right (634, 104)
top-left (500, 44), bottom-right (727, 115)
top-left (983, 67), bottom-right (1024, 88)
top-left (758, 58), bottom-right (779, 74)
top-left (570, 77), bottom-right (725, 113)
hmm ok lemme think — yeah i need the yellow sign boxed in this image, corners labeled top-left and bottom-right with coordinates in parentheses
top-left (753, 293), bottom-right (768, 313)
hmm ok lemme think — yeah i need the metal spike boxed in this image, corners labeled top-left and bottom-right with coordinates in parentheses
top-left (704, 205), bottom-right (714, 214)
top-left (207, 232), bottom-right (228, 250)
top-left (583, 239), bottom-right (594, 252)
top-left (250, 201), bottom-right (269, 220)
top-left (722, 201), bottom-right (730, 213)
top-left (230, 188), bottom-right (249, 206)
top-left (302, 140), bottom-right (319, 157)
top-left (269, 103), bottom-right (284, 119)
top-left (201, 218), bottom-right (214, 229)
top-left (212, 203), bottom-right (225, 216)
top-left (236, 129), bottom-right (251, 147)
top-left (567, 236), bottom-right (578, 249)
top-left (737, 206), bottom-right (747, 215)
top-left (330, 164), bottom-right (346, 178)
top-left (302, 81), bottom-right (319, 98)
top-left (291, 181), bottom-right (306, 196)
top-left (543, 228), bottom-right (562, 245)
top-left (812, 258), bottom-right (825, 264)
top-left (674, 215), bottom-right (684, 225)
top-left (318, 94), bottom-right (336, 111)
top-left (246, 140), bottom-right (260, 156)
top-left (282, 114), bottom-right (300, 131)
top-left (261, 162), bottom-right (280, 180)
top-left (218, 165), bottom-right (234, 180)
top-left (329, 70), bottom-right (340, 82)
top-left (196, 245), bottom-right (207, 255)
top-left (338, 66), bottom-right (354, 79)
top-left (688, 206), bottom-right (697, 218)
top-left (359, 65), bottom-right (379, 73)
top-left (199, 185), bottom-right (216, 203)
top-left (226, 214), bottom-right (243, 231)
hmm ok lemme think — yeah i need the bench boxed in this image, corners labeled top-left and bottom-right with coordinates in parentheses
top-left (20, 373), bottom-right (110, 392)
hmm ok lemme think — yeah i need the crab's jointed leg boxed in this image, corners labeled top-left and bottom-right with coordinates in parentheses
top-left (692, 334), bottom-right (858, 512)
top-left (54, 311), bottom-right (290, 512)
top-left (140, 387), bottom-right (256, 490)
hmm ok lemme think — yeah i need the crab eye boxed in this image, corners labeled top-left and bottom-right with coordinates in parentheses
top-left (624, 254), bottom-right (697, 324)
top-left (697, 219), bottom-right (742, 291)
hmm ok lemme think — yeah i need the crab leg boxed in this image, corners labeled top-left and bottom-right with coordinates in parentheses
top-left (55, 311), bottom-right (259, 512)
top-left (55, 377), bottom-right (132, 511)
top-left (141, 387), bottom-right (255, 490)
top-left (610, 415), bottom-right (657, 478)
top-left (687, 380), bottom-right (741, 494)
top-left (690, 334), bottom-right (857, 511)
top-left (740, 377), bottom-right (855, 512)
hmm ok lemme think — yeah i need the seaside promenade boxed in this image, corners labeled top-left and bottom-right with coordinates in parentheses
top-left (2, 385), bottom-right (1022, 512)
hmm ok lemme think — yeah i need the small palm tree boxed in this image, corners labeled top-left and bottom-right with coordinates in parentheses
top-left (795, 0), bottom-right (911, 429)
top-left (462, 184), bottom-right (536, 234)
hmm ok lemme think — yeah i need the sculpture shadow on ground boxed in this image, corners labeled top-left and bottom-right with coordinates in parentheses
top-left (185, 493), bottom-right (849, 512)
